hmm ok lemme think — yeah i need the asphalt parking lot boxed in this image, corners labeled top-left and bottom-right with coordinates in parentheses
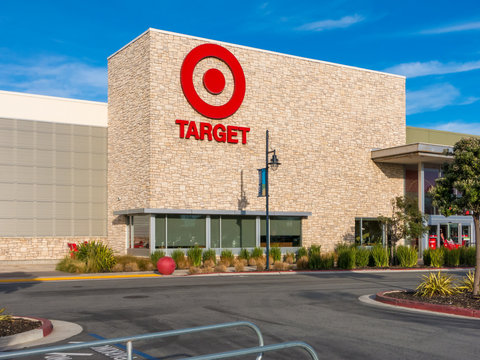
top-left (1, 271), bottom-right (479, 359)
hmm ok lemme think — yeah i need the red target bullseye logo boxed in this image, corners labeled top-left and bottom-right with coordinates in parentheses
top-left (181, 44), bottom-right (246, 119)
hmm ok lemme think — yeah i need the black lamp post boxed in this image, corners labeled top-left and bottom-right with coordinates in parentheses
top-left (265, 129), bottom-right (281, 270)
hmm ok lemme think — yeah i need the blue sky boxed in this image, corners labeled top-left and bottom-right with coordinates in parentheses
top-left (0, 0), bottom-right (479, 134)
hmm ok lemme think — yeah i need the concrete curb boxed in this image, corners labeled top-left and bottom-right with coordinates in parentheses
top-left (375, 290), bottom-right (480, 318)
top-left (0, 317), bottom-right (52, 349)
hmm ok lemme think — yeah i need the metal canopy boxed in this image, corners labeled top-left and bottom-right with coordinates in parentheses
top-left (371, 143), bottom-right (454, 165)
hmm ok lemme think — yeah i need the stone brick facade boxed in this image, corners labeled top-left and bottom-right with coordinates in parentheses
top-left (0, 236), bottom-right (107, 261)
top-left (108, 29), bottom-right (406, 253)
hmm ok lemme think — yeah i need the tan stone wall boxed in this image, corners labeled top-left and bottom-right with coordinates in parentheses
top-left (107, 32), bottom-right (152, 253)
top-left (108, 29), bottom-right (405, 253)
top-left (0, 236), bottom-right (107, 261)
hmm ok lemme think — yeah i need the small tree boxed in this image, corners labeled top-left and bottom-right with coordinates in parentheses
top-left (430, 137), bottom-right (480, 295)
top-left (378, 196), bottom-right (429, 264)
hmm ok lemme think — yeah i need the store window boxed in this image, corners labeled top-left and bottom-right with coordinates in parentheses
top-left (167, 215), bottom-right (206, 248)
top-left (260, 217), bottom-right (301, 247)
top-left (132, 215), bottom-right (149, 249)
top-left (221, 216), bottom-right (256, 248)
top-left (155, 216), bottom-right (166, 249)
top-left (424, 166), bottom-right (441, 215)
top-left (355, 218), bottom-right (384, 246)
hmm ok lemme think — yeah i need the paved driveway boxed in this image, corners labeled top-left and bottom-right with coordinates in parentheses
top-left (1, 271), bottom-right (478, 359)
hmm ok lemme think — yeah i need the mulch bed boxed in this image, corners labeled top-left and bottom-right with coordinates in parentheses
top-left (0, 318), bottom-right (42, 337)
top-left (386, 291), bottom-right (480, 310)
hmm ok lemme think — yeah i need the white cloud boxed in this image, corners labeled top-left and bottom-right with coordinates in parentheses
top-left (297, 14), bottom-right (364, 32)
top-left (434, 121), bottom-right (480, 135)
top-left (384, 60), bottom-right (480, 78)
top-left (420, 21), bottom-right (480, 35)
top-left (0, 55), bottom-right (107, 101)
top-left (407, 84), bottom-right (460, 115)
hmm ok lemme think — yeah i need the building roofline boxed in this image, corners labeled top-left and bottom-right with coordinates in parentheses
top-left (0, 90), bottom-right (107, 106)
top-left (108, 28), bottom-right (405, 79)
top-left (113, 208), bottom-right (312, 217)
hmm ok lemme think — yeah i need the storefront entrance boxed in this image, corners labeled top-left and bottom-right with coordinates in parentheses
top-left (428, 217), bottom-right (473, 249)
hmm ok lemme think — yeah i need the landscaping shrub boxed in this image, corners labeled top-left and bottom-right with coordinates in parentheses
top-left (445, 248), bottom-right (460, 267)
top-left (75, 241), bottom-right (116, 273)
top-left (0, 307), bottom-right (11, 321)
top-left (273, 262), bottom-right (289, 271)
top-left (188, 266), bottom-right (201, 275)
top-left (56, 256), bottom-right (86, 273)
top-left (220, 249), bottom-right (235, 266)
top-left (355, 247), bottom-right (370, 268)
top-left (270, 246), bottom-right (282, 263)
top-left (150, 250), bottom-right (166, 266)
top-left (251, 247), bottom-right (264, 259)
top-left (187, 246), bottom-right (203, 267)
top-left (234, 259), bottom-right (245, 272)
top-left (124, 262), bottom-right (139, 272)
top-left (335, 242), bottom-right (352, 253)
top-left (203, 259), bottom-right (215, 269)
top-left (171, 250), bottom-right (186, 269)
top-left (459, 246), bottom-right (476, 266)
top-left (456, 270), bottom-right (475, 293)
top-left (256, 258), bottom-right (266, 271)
top-left (309, 245), bottom-right (321, 257)
top-left (396, 246), bottom-right (418, 268)
top-left (337, 248), bottom-right (356, 270)
top-left (429, 248), bottom-right (445, 268)
top-left (215, 264), bottom-right (227, 272)
top-left (308, 252), bottom-right (321, 270)
top-left (296, 256), bottom-right (309, 270)
top-left (296, 247), bottom-right (308, 259)
top-left (423, 249), bottom-right (431, 266)
top-left (115, 255), bottom-right (153, 271)
top-left (238, 248), bottom-right (250, 261)
top-left (202, 249), bottom-right (217, 265)
top-left (371, 244), bottom-right (389, 268)
top-left (247, 258), bottom-right (257, 266)
top-left (284, 252), bottom-right (295, 264)
top-left (415, 271), bottom-right (456, 297)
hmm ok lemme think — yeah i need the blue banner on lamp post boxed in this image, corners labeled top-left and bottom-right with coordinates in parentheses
top-left (258, 168), bottom-right (266, 197)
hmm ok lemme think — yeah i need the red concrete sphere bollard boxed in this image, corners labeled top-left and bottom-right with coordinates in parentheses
top-left (157, 256), bottom-right (176, 275)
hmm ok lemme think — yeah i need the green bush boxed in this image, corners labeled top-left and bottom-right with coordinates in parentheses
top-left (150, 250), bottom-right (166, 266)
top-left (251, 247), bottom-right (264, 259)
top-left (423, 249), bottom-right (431, 266)
top-left (309, 245), bottom-right (321, 257)
top-left (56, 256), bottom-right (86, 273)
top-left (270, 246), bottom-right (282, 262)
top-left (335, 242), bottom-right (352, 253)
top-left (220, 249), bottom-right (235, 266)
top-left (429, 248), bottom-right (445, 268)
top-left (459, 246), bottom-right (476, 266)
top-left (337, 248), bottom-right (356, 270)
top-left (296, 247), bottom-right (308, 259)
top-left (202, 249), bottom-right (217, 264)
top-left (171, 250), bottom-right (185, 267)
top-left (238, 248), bottom-right (250, 260)
top-left (415, 271), bottom-right (456, 297)
top-left (456, 270), bottom-right (475, 293)
top-left (187, 245), bottom-right (203, 267)
top-left (445, 248), bottom-right (460, 267)
top-left (309, 253), bottom-right (335, 270)
top-left (355, 247), bottom-right (370, 268)
top-left (371, 244), bottom-right (389, 268)
top-left (396, 246), bottom-right (418, 268)
top-left (75, 241), bottom-right (116, 272)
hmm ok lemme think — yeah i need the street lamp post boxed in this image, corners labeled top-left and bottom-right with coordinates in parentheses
top-left (265, 130), bottom-right (280, 270)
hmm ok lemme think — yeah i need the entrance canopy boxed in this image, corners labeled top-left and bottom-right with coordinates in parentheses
top-left (371, 143), bottom-right (453, 165)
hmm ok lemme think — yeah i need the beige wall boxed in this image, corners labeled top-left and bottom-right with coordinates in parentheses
top-left (108, 29), bottom-right (406, 253)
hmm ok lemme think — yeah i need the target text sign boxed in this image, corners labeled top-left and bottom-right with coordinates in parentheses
top-left (176, 44), bottom-right (250, 144)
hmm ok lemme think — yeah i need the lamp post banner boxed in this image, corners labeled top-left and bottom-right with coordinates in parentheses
top-left (258, 168), bottom-right (266, 197)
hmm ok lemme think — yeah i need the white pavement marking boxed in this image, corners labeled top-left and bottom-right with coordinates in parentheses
top-left (359, 294), bottom-right (480, 320)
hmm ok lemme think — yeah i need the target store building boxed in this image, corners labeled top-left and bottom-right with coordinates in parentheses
top-left (1, 28), bottom-right (476, 262)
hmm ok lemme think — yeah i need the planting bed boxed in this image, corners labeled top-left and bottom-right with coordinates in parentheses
top-left (0, 318), bottom-right (41, 337)
top-left (386, 290), bottom-right (480, 310)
